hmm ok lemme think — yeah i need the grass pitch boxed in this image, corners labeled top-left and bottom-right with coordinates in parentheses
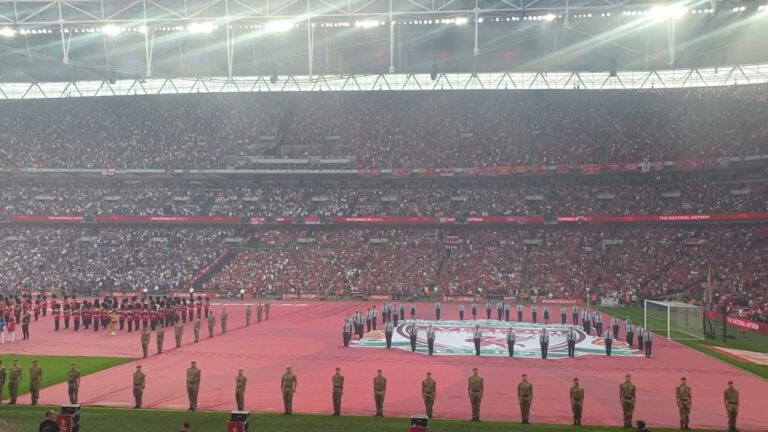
top-left (0, 354), bottom-right (132, 397)
top-left (603, 307), bottom-right (768, 380)
top-left (0, 406), bottom-right (722, 432)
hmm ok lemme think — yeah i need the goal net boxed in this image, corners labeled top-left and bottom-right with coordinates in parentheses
top-left (644, 300), bottom-right (705, 340)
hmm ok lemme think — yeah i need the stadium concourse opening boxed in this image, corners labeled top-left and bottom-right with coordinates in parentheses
top-left (9, 301), bottom-right (768, 430)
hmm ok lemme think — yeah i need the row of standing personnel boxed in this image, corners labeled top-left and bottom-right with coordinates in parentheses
top-left (172, 364), bottom-right (739, 432)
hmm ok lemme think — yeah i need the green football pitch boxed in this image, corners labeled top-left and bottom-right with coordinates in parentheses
top-left (0, 354), bottom-right (131, 397)
top-left (602, 307), bottom-right (768, 380)
top-left (0, 406), bottom-right (723, 432)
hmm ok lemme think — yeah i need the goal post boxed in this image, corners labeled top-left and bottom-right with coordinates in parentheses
top-left (644, 300), bottom-right (705, 340)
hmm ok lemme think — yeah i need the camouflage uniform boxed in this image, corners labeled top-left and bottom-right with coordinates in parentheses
top-left (467, 373), bottom-right (484, 421)
top-left (517, 379), bottom-right (533, 424)
top-left (676, 380), bottom-right (692, 430)
top-left (570, 382), bottom-right (584, 426)
top-left (620, 379), bottom-right (636, 428)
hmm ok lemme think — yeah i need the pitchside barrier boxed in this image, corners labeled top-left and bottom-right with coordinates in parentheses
top-left (644, 300), bottom-right (705, 340)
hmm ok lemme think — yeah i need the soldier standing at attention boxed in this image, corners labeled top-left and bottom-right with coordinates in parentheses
top-left (186, 361), bottom-right (201, 411)
top-left (676, 377), bottom-right (692, 430)
top-left (174, 320), bottom-right (184, 348)
top-left (604, 328), bottom-right (614, 356)
top-left (392, 307), bottom-right (399, 326)
top-left (245, 305), bottom-right (252, 326)
top-left (156, 326), bottom-right (165, 354)
top-left (207, 312), bottom-right (216, 338)
top-left (264, 302), bottom-right (271, 320)
top-left (467, 368), bottom-right (483, 421)
top-left (516, 303), bottom-right (524, 322)
top-left (421, 372), bottom-right (436, 418)
top-left (426, 324), bottom-right (436, 355)
top-left (471, 302), bottom-right (478, 320)
top-left (636, 326), bottom-right (645, 351)
top-left (507, 327), bottom-right (516, 357)
top-left (572, 304), bottom-right (579, 325)
top-left (133, 365), bottom-right (146, 409)
top-left (517, 374), bottom-right (533, 424)
top-left (543, 306), bottom-right (550, 325)
top-left (504, 303), bottom-right (511, 322)
top-left (409, 323), bottom-right (418, 352)
top-left (365, 308), bottom-right (372, 333)
top-left (723, 381), bottom-right (739, 432)
top-left (567, 327), bottom-right (577, 358)
top-left (531, 304), bottom-right (538, 323)
top-left (193, 316), bottom-right (201, 343)
top-left (331, 367), bottom-right (344, 416)
top-left (570, 377), bottom-right (584, 426)
top-left (203, 297), bottom-right (211, 319)
top-left (373, 369), bottom-right (387, 417)
top-left (383, 320), bottom-right (394, 348)
top-left (371, 305), bottom-right (377, 331)
top-left (67, 363), bottom-right (81, 405)
top-left (485, 302), bottom-right (491, 320)
top-left (434, 302), bottom-right (441, 321)
top-left (458, 303), bottom-right (465, 321)
top-left (561, 306), bottom-right (567, 325)
top-left (582, 308), bottom-right (590, 333)
top-left (256, 303), bottom-right (263, 323)
top-left (235, 368), bottom-right (247, 411)
top-left (220, 308), bottom-right (228, 333)
top-left (643, 330), bottom-right (653, 358)
top-left (29, 360), bottom-right (42, 405)
top-left (473, 325), bottom-right (482, 356)
top-left (496, 302), bottom-right (503, 321)
top-left (281, 366), bottom-right (297, 415)
top-left (8, 360), bottom-right (21, 405)
top-left (620, 374), bottom-right (636, 428)
top-left (539, 328), bottom-right (549, 359)
top-left (0, 360), bottom-right (6, 403)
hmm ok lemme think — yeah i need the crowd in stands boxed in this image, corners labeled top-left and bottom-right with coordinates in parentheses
top-left (1, 85), bottom-right (768, 170)
top-left (2, 181), bottom-right (765, 217)
top-left (203, 227), bottom-right (768, 319)
top-left (0, 227), bottom-right (231, 293)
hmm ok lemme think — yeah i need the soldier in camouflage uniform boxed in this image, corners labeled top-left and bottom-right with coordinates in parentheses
top-left (207, 312), bottom-right (216, 338)
top-left (570, 377), bottom-right (584, 426)
top-left (174, 320), bottom-right (184, 348)
top-left (723, 381), bottom-right (739, 432)
top-left (281, 366), bottom-right (297, 415)
top-left (133, 365), bottom-right (146, 408)
top-left (193, 316), bottom-right (201, 342)
top-left (235, 368), bottom-right (247, 411)
top-left (245, 305), bottom-right (252, 326)
top-left (186, 361), bottom-right (201, 411)
top-left (620, 374), bottom-right (636, 428)
top-left (67, 363), bottom-right (81, 404)
top-left (221, 308), bottom-right (228, 333)
top-left (257, 303), bottom-right (263, 323)
top-left (156, 327), bottom-right (165, 354)
top-left (8, 360), bottom-right (22, 405)
top-left (332, 367), bottom-right (344, 416)
top-left (141, 328), bottom-right (150, 358)
top-left (517, 374), bottom-right (533, 424)
top-left (421, 372), bottom-right (436, 418)
top-left (373, 369), bottom-right (387, 417)
top-left (467, 368), bottom-right (483, 422)
top-left (0, 360), bottom-right (6, 403)
top-left (676, 377), bottom-right (692, 430)
top-left (29, 360), bottom-right (43, 405)
top-left (264, 302), bottom-right (271, 320)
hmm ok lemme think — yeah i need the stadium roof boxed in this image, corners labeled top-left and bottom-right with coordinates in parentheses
top-left (0, 0), bottom-right (766, 83)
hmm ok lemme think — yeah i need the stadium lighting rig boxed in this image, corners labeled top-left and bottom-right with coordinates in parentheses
top-left (0, 27), bottom-right (15, 38)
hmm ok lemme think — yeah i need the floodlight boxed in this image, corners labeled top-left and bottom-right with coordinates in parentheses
top-left (188, 22), bottom-right (215, 34)
top-left (455, 17), bottom-right (469, 25)
top-left (648, 5), bottom-right (688, 20)
top-left (0, 27), bottom-right (15, 37)
top-left (543, 14), bottom-right (556, 21)
top-left (138, 25), bottom-right (148, 34)
top-left (265, 20), bottom-right (293, 32)
top-left (354, 20), bottom-right (380, 29)
top-left (101, 24), bottom-right (122, 35)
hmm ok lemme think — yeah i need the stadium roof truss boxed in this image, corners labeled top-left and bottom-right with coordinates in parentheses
top-left (0, 0), bottom-right (759, 97)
